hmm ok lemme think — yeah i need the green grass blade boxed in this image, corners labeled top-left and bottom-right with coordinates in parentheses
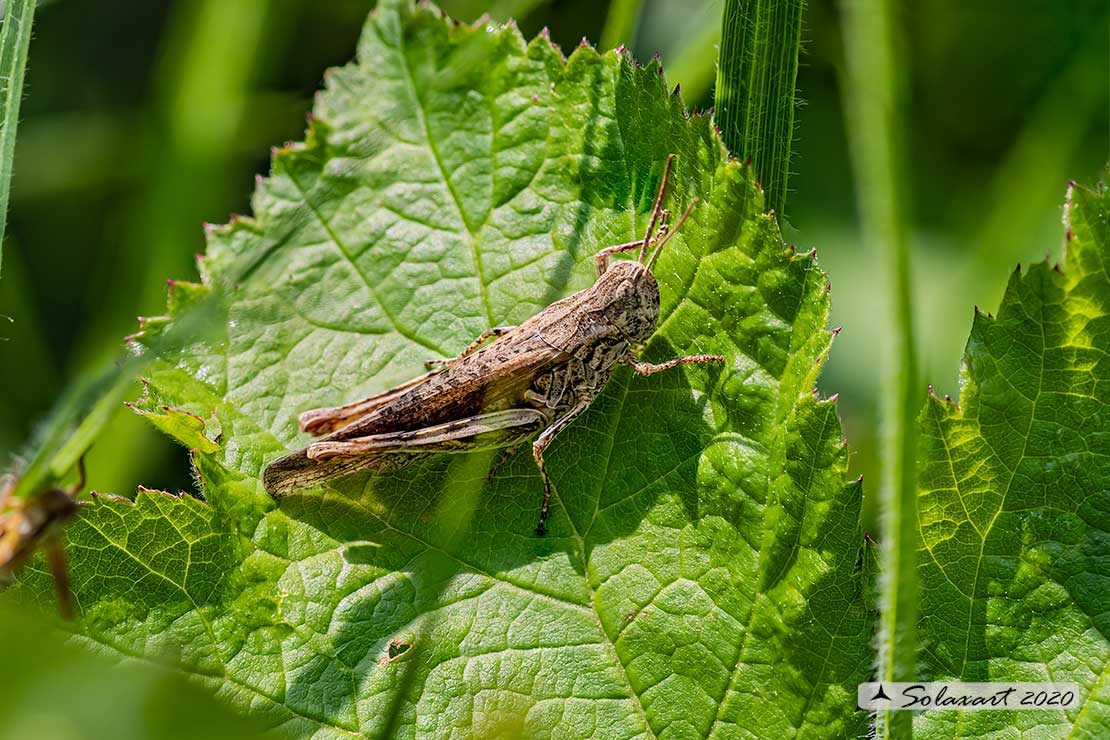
top-left (600, 0), bottom-right (645, 51)
top-left (713, 0), bottom-right (804, 216)
top-left (0, 0), bottom-right (37, 285)
top-left (839, 0), bottom-right (921, 737)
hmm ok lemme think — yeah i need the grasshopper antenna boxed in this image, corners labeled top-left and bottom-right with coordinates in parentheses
top-left (646, 199), bottom-right (698, 270)
top-left (639, 154), bottom-right (676, 263)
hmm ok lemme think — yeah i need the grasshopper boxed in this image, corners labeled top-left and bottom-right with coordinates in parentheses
top-left (263, 155), bottom-right (725, 535)
top-left (0, 460), bottom-right (83, 618)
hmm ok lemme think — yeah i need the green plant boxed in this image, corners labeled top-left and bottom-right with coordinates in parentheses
top-left (0, 0), bottom-right (36, 282)
top-left (13, 1), bottom-right (873, 736)
top-left (839, 0), bottom-right (919, 737)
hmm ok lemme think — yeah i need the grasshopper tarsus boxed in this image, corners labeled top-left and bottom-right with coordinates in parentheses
top-left (265, 153), bottom-right (728, 537)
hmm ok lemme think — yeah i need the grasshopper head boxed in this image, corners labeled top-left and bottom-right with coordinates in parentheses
top-left (594, 260), bottom-right (660, 343)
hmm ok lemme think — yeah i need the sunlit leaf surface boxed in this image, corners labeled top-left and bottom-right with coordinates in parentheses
top-left (916, 183), bottom-right (1110, 738)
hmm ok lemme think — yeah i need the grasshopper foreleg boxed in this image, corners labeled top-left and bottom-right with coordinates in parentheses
top-left (594, 240), bottom-right (647, 276)
top-left (305, 408), bottom-right (548, 461)
top-left (595, 217), bottom-right (670, 276)
top-left (425, 326), bottom-right (516, 369)
top-left (622, 352), bottom-right (726, 376)
top-left (532, 397), bottom-right (592, 536)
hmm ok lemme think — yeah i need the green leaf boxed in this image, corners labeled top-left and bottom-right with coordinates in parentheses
top-left (14, 2), bottom-right (871, 736)
top-left (916, 182), bottom-right (1110, 738)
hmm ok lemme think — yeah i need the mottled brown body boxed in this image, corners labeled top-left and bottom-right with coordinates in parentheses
top-left (262, 156), bottom-right (724, 534)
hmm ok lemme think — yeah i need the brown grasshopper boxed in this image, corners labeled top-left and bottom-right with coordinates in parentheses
top-left (263, 155), bottom-right (725, 534)
top-left (0, 460), bottom-right (83, 617)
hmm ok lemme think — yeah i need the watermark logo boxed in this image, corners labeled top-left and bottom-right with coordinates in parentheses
top-left (858, 683), bottom-right (1080, 711)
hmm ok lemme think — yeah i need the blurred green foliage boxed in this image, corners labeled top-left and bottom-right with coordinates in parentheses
top-left (0, 605), bottom-right (268, 739)
top-left (0, 0), bottom-right (1106, 547)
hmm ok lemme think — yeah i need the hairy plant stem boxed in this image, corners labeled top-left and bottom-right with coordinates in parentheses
top-left (713, 0), bottom-right (805, 216)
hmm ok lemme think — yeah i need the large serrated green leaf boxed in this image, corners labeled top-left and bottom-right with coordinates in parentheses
top-left (916, 183), bottom-right (1110, 738)
top-left (14, 2), bottom-right (871, 737)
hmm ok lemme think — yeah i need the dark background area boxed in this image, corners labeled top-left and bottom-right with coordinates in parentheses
top-left (1, 0), bottom-right (1106, 523)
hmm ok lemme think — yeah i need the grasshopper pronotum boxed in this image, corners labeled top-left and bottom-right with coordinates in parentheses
top-left (263, 155), bottom-right (725, 534)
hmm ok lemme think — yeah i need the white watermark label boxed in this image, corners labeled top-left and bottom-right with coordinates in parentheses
top-left (858, 683), bottom-right (1080, 711)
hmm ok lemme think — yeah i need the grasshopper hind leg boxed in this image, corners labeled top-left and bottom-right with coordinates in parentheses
top-left (306, 408), bottom-right (548, 461)
top-left (531, 397), bottom-right (592, 536)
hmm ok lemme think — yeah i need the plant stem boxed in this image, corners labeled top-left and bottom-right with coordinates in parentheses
top-left (712, 0), bottom-right (805, 216)
top-left (600, 0), bottom-right (645, 51)
top-left (839, 0), bottom-right (920, 737)
top-left (0, 0), bottom-right (37, 285)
